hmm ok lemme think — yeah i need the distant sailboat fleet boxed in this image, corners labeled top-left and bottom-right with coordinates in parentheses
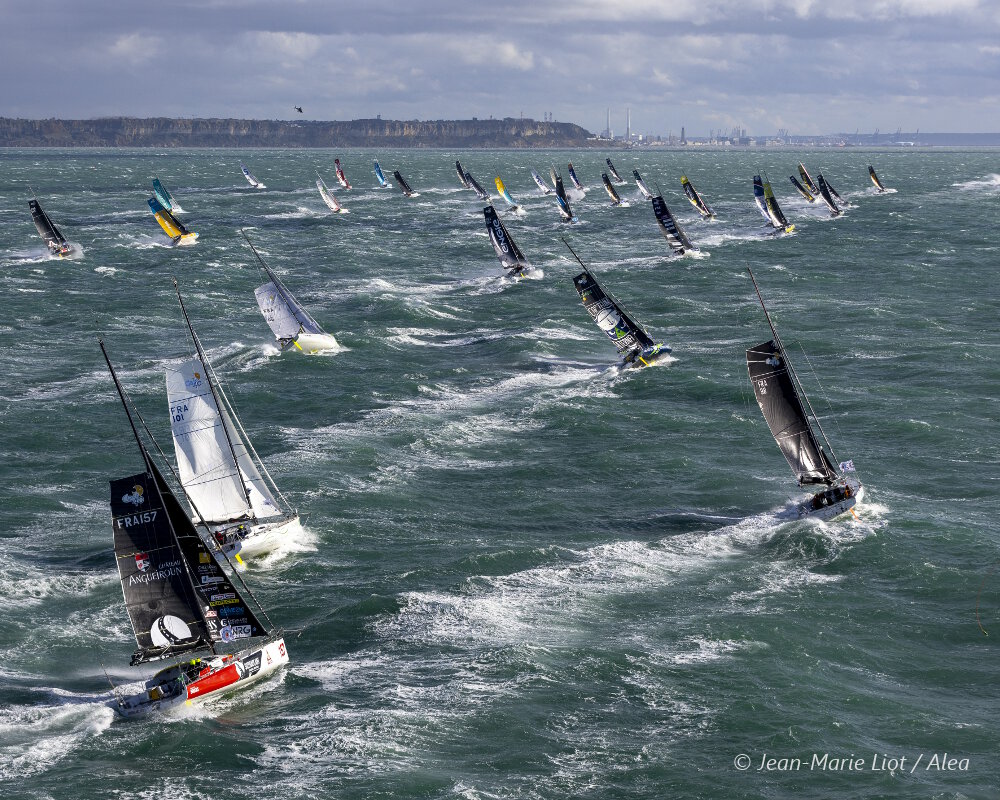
top-left (31, 150), bottom-right (892, 718)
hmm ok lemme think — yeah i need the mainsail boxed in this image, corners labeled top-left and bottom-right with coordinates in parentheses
top-left (753, 176), bottom-right (772, 223)
top-left (531, 169), bottom-right (553, 195)
top-left (868, 165), bottom-right (886, 192)
top-left (484, 205), bottom-right (528, 273)
top-left (602, 173), bottom-right (625, 206)
top-left (633, 169), bottom-right (653, 199)
top-left (797, 163), bottom-right (819, 195)
top-left (373, 159), bottom-right (390, 188)
top-left (554, 174), bottom-right (576, 222)
top-left (102, 341), bottom-right (271, 666)
top-left (456, 160), bottom-right (471, 188)
top-left (651, 195), bottom-right (694, 254)
top-left (316, 175), bottom-right (344, 213)
top-left (394, 170), bottom-right (416, 196)
top-left (573, 270), bottom-right (656, 360)
top-left (240, 162), bottom-right (265, 189)
top-left (495, 175), bottom-right (520, 210)
top-left (567, 162), bottom-right (585, 191)
top-left (680, 176), bottom-right (715, 218)
top-left (606, 158), bottom-right (625, 183)
top-left (334, 158), bottom-right (351, 189)
top-left (28, 198), bottom-right (70, 255)
top-left (816, 173), bottom-right (842, 216)
top-left (148, 198), bottom-right (196, 243)
top-left (152, 178), bottom-right (184, 214)
top-left (789, 176), bottom-right (816, 202)
top-left (763, 179), bottom-right (793, 231)
top-left (825, 175), bottom-right (845, 203)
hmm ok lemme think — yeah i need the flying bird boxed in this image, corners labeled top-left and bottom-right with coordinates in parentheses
top-left (294, 106), bottom-right (303, 113)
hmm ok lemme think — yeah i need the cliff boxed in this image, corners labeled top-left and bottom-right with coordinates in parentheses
top-left (0, 117), bottom-right (596, 148)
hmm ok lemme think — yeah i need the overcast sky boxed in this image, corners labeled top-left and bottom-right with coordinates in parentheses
top-left (4, 0), bottom-right (998, 136)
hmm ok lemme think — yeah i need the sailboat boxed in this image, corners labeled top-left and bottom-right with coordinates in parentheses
top-left (28, 195), bottom-right (72, 257)
top-left (789, 175), bottom-right (816, 202)
top-left (484, 205), bottom-right (530, 277)
top-left (868, 165), bottom-right (887, 193)
top-left (752, 175), bottom-right (795, 233)
top-left (601, 173), bottom-right (629, 207)
top-left (334, 159), bottom-right (351, 189)
top-left (797, 163), bottom-right (819, 195)
top-left (552, 171), bottom-right (577, 222)
top-left (606, 157), bottom-right (625, 183)
top-left (824, 174), bottom-right (846, 204)
top-left (393, 170), bottom-right (418, 197)
top-left (815, 173), bottom-right (842, 216)
top-left (316, 173), bottom-right (347, 213)
top-left (246, 231), bottom-right (340, 353)
top-left (464, 169), bottom-right (490, 201)
top-left (373, 159), bottom-right (390, 188)
top-left (745, 268), bottom-right (863, 520)
top-left (567, 162), bottom-right (586, 191)
top-left (680, 176), bottom-right (715, 218)
top-left (240, 162), bottom-right (266, 189)
top-left (455, 160), bottom-right (471, 188)
top-left (531, 168), bottom-right (553, 195)
top-left (494, 175), bottom-right (521, 212)
top-left (148, 198), bottom-right (198, 245)
top-left (633, 169), bottom-right (654, 199)
top-left (651, 195), bottom-right (696, 254)
top-left (152, 178), bottom-right (185, 214)
top-left (567, 242), bottom-right (670, 369)
top-left (166, 280), bottom-right (301, 561)
top-left (99, 339), bottom-right (289, 717)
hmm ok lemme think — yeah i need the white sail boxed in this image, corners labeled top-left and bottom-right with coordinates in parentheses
top-left (166, 358), bottom-right (279, 524)
top-left (316, 177), bottom-right (343, 212)
top-left (255, 281), bottom-right (304, 340)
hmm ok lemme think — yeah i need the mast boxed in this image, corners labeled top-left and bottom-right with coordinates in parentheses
top-left (172, 278), bottom-right (255, 513)
top-left (747, 268), bottom-right (840, 467)
top-left (243, 229), bottom-right (306, 333)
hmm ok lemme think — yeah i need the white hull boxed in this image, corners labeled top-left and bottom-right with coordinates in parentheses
top-left (210, 515), bottom-right (301, 561)
top-left (287, 332), bottom-right (340, 353)
top-left (797, 477), bottom-right (864, 521)
top-left (117, 637), bottom-right (289, 718)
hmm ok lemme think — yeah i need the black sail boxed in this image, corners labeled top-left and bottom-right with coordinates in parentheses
top-left (869, 165), bottom-right (886, 192)
top-left (602, 173), bottom-right (623, 204)
top-left (29, 199), bottom-right (68, 251)
top-left (816, 173), bottom-right (842, 215)
top-left (633, 169), bottom-right (653, 199)
top-left (651, 195), bottom-right (693, 253)
top-left (789, 175), bottom-right (815, 202)
top-left (393, 170), bottom-right (414, 195)
top-left (465, 171), bottom-right (489, 201)
top-left (554, 176), bottom-right (574, 220)
top-left (484, 205), bottom-right (527, 270)
top-left (606, 158), bottom-right (624, 182)
top-left (747, 340), bottom-right (838, 486)
top-left (574, 270), bottom-right (654, 358)
top-left (455, 160), bottom-right (471, 188)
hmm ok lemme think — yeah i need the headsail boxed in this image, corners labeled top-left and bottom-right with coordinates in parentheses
top-left (484, 205), bottom-right (529, 274)
top-left (456, 160), bottom-right (471, 188)
top-left (602, 173), bottom-right (625, 206)
top-left (334, 158), bottom-right (351, 189)
top-left (567, 162), bottom-right (585, 191)
top-left (868, 165), bottom-right (886, 192)
top-left (573, 270), bottom-right (658, 361)
top-left (789, 175), bottom-right (816, 202)
top-left (606, 158), bottom-right (625, 183)
top-left (797, 163), bottom-right (819, 195)
top-left (152, 179), bottom-right (184, 213)
top-left (28, 198), bottom-right (70, 255)
top-left (465, 170), bottom-right (489, 201)
top-left (651, 195), bottom-right (694, 254)
top-left (753, 176), bottom-right (772, 223)
top-left (633, 169), bottom-right (653, 199)
top-left (531, 169), bottom-right (553, 195)
top-left (394, 170), bottom-right (416, 196)
top-left (763, 178), bottom-right (793, 231)
top-left (816, 173), bottom-right (842, 216)
top-left (825, 175), bottom-right (845, 203)
top-left (680, 176), bottom-right (715, 218)
top-left (373, 159), bottom-right (390, 188)
top-left (240, 162), bottom-right (265, 189)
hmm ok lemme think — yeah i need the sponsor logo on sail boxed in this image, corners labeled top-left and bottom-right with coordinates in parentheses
top-left (184, 371), bottom-right (203, 390)
top-left (128, 558), bottom-right (183, 586)
top-left (135, 553), bottom-right (150, 572)
top-left (220, 624), bottom-right (252, 642)
top-left (122, 485), bottom-right (145, 506)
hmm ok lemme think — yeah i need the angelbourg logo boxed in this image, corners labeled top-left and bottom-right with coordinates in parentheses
top-left (122, 484), bottom-right (145, 506)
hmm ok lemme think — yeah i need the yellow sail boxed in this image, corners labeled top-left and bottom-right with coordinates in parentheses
top-left (495, 176), bottom-right (506, 195)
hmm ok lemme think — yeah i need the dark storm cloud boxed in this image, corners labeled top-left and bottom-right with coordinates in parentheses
top-left (2, 1), bottom-right (997, 134)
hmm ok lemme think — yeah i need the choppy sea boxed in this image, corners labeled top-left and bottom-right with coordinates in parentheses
top-left (1, 147), bottom-right (998, 799)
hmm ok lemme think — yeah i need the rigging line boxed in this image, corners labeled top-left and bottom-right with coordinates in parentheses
top-left (795, 340), bottom-right (847, 447)
top-left (975, 560), bottom-right (1000, 636)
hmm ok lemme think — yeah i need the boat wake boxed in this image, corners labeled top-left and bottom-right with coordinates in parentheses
top-left (952, 173), bottom-right (1000, 192)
